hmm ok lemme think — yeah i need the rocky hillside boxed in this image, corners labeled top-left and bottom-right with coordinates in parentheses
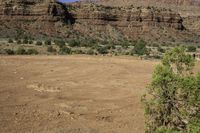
top-left (90, 0), bottom-right (200, 7)
top-left (0, 0), bottom-right (74, 38)
top-left (0, 0), bottom-right (199, 45)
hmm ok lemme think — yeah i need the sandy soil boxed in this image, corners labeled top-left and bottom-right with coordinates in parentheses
top-left (1, 55), bottom-right (198, 133)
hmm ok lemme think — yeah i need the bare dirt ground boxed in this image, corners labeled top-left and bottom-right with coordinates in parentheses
top-left (0, 56), bottom-right (199, 133)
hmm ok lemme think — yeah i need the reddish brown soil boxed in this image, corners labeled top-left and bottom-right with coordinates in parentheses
top-left (0, 56), bottom-right (199, 133)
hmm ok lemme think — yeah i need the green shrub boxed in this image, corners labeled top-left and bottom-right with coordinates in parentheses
top-left (132, 40), bottom-right (148, 55)
top-left (47, 46), bottom-right (57, 53)
top-left (45, 40), bottom-right (51, 45)
top-left (68, 39), bottom-right (81, 47)
top-left (5, 49), bottom-right (15, 55)
top-left (26, 49), bottom-right (38, 55)
top-left (16, 47), bottom-right (26, 55)
top-left (59, 46), bottom-right (71, 55)
top-left (157, 46), bottom-right (165, 53)
top-left (87, 49), bottom-right (95, 55)
top-left (54, 40), bottom-right (65, 48)
top-left (28, 40), bottom-right (33, 44)
top-left (35, 41), bottom-right (43, 46)
top-left (17, 40), bottom-right (22, 44)
top-left (142, 47), bottom-right (200, 133)
top-left (72, 49), bottom-right (84, 54)
top-left (97, 46), bottom-right (108, 54)
top-left (23, 39), bottom-right (29, 44)
top-left (8, 39), bottom-right (14, 43)
top-left (187, 45), bottom-right (197, 52)
top-left (155, 127), bottom-right (180, 133)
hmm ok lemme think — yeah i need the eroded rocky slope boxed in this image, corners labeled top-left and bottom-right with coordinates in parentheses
top-left (0, 0), bottom-right (199, 45)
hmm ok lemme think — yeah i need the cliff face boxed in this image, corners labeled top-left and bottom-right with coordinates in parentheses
top-left (69, 3), bottom-right (184, 39)
top-left (0, 0), bottom-right (74, 37)
top-left (0, 0), bottom-right (199, 45)
top-left (89, 0), bottom-right (200, 7)
top-left (0, 0), bottom-right (68, 21)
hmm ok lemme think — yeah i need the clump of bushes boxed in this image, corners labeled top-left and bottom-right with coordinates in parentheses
top-left (8, 39), bottom-right (14, 43)
top-left (72, 49), bottom-right (84, 54)
top-left (87, 49), bottom-right (95, 55)
top-left (132, 40), bottom-right (148, 55)
top-left (17, 40), bottom-right (22, 44)
top-left (157, 46), bottom-right (165, 53)
top-left (16, 47), bottom-right (26, 55)
top-left (28, 40), bottom-right (33, 44)
top-left (23, 38), bottom-right (29, 44)
top-left (59, 46), bottom-right (71, 55)
top-left (5, 49), bottom-right (14, 55)
top-left (97, 46), bottom-right (108, 54)
top-left (187, 45), bottom-right (197, 52)
top-left (68, 39), bottom-right (81, 47)
top-left (54, 40), bottom-right (65, 48)
top-left (7, 47), bottom-right (39, 55)
top-left (26, 49), bottom-right (38, 55)
top-left (45, 40), bottom-right (51, 45)
top-left (35, 41), bottom-right (43, 46)
top-left (47, 46), bottom-right (57, 53)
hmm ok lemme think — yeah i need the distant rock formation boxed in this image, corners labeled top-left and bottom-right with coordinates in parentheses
top-left (0, 0), bottom-right (199, 45)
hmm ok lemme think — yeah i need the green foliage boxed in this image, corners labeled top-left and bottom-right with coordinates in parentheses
top-left (87, 49), bottom-right (95, 55)
top-left (142, 47), bottom-right (200, 133)
top-left (45, 40), bottom-right (51, 45)
top-left (28, 40), bottom-right (33, 44)
top-left (97, 46), bottom-right (108, 54)
top-left (35, 41), bottom-right (43, 46)
top-left (8, 39), bottom-right (14, 43)
top-left (17, 40), bottom-right (22, 44)
top-left (5, 49), bottom-right (14, 55)
top-left (68, 39), bottom-right (81, 47)
top-left (26, 49), bottom-right (38, 55)
top-left (187, 46), bottom-right (197, 52)
top-left (155, 127), bottom-right (180, 133)
top-left (16, 47), bottom-right (26, 55)
top-left (157, 46), bottom-right (165, 53)
top-left (47, 46), bottom-right (56, 53)
top-left (59, 46), bottom-right (71, 55)
top-left (54, 40), bottom-right (65, 48)
top-left (72, 49), bottom-right (84, 54)
top-left (23, 38), bottom-right (29, 44)
top-left (133, 40), bottom-right (148, 55)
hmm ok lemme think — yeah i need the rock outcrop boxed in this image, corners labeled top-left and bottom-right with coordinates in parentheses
top-left (0, 0), bottom-right (74, 37)
top-left (0, 0), bottom-right (199, 45)
top-left (68, 3), bottom-right (184, 39)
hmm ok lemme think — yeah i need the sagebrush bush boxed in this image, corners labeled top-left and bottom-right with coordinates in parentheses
top-left (187, 45), bottom-right (197, 52)
top-left (35, 41), bottom-right (43, 46)
top-left (45, 40), bottom-right (51, 45)
top-left (26, 49), bottom-right (38, 55)
top-left (54, 40), bottom-right (65, 48)
top-left (5, 49), bottom-right (14, 55)
top-left (17, 40), bottom-right (22, 44)
top-left (8, 39), bottom-right (14, 43)
top-left (59, 46), bottom-right (71, 55)
top-left (23, 39), bottom-right (29, 44)
top-left (97, 46), bottom-right (108, 54)
top-left (16, 47), bottom-right (26, 55)
top-left (47, 46), bottom-right (56, 53)
top-left (68, 39), bottom-right (81, 47)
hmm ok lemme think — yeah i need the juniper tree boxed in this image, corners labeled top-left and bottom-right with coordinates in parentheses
top-left (142, 47), bottom-right (200, 133)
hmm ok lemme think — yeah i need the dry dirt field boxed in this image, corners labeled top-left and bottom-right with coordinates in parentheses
top-left (0, 55), bottom-right (199, 133)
